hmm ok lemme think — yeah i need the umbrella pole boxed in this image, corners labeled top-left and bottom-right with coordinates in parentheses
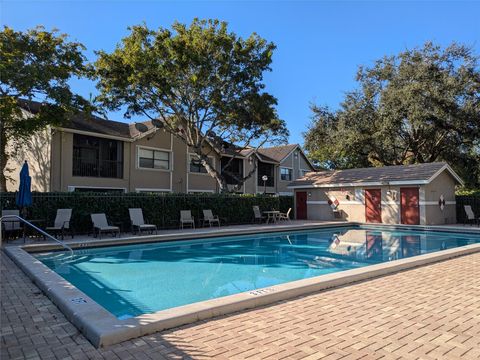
top-left (20, 207), bottom-right (28, 242)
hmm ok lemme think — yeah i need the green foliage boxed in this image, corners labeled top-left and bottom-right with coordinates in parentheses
top-left (0, 192), bottom-right (294, 234)
top-left (304, 42), bottom-right (480, 187)
top-left (94, 19), bottom-right (288, 191)
top-left (0, 26), bottom-right (92, 190)
top-left (456, 188), bottom-right (480, 196)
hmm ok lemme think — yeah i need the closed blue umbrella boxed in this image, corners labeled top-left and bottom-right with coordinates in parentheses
top-left (16, 161), bottom-right (32, 209)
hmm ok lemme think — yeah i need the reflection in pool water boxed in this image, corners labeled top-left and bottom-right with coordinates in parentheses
top-left (36, 226), bottom-right (479, 319)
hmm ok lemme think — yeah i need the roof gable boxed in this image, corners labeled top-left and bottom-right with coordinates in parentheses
top-left (257, 144), bottom-right (298, 163)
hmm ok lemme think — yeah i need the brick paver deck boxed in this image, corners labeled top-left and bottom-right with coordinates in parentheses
top-left (1, 250), bottom-right (479, 359)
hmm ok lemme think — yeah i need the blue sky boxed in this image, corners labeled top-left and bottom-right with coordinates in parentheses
top-left (2, 1), bottom-right (479, 146)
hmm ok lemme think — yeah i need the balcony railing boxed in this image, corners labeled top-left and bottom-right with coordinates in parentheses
top-left (73, 157), bottom-right (123, 178)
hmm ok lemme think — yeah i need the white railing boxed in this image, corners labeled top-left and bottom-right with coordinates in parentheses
top-left (1, 215), bottom-right (74, 257)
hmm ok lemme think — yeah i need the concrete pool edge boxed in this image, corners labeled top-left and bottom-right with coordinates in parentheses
top-left (10, 221), bottom-right (352, 253)
top-left (6, 220), bottom-right (480, 254)
top-left (3, 225), bottom-right (480, 348)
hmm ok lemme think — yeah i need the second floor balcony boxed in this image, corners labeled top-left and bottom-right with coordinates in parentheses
top-left (72, 157), bottom-right (123, 179)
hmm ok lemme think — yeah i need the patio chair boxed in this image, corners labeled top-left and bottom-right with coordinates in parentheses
top-left (278, 208), bottom-right (292, 222)
top-left (464, 205), bottom-right (479, 226)
top-left (253, 206), bottom-right (266, 223)
top-left (129, 208), bottom-right (157, 235)
top-left (180, 210), bottom-right (195, 229)
top-left (91, 213), bottom-right (120, 239)
top-left (45, 209), bottom-right (73, 240)
top-left (1, 209), bottom-right (22, 241)
top-left (202, 209), bottom-right (220, 227)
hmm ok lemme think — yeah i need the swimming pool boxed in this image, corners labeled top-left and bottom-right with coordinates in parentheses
top-left (35, 225), bottom-right (480, 320)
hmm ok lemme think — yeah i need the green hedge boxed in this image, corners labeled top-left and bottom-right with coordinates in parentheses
top-left (0, 192), bottom-right (294, 234)
top-left (456, 195), bottom-right (480, 223)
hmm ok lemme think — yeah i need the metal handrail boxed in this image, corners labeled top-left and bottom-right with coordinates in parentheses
top-left (0, 215), bottom-right (74, 257)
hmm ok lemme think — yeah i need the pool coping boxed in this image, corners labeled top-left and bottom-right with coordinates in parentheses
top-left (4, 222), bottom-right (480, 348)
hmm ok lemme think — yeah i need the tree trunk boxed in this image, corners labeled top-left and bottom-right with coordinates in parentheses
top-left (199, 155), bottom-right (230, 193)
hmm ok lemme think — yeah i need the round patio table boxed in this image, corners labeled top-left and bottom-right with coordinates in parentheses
top-left (263, 211), bottom-right (280, 224)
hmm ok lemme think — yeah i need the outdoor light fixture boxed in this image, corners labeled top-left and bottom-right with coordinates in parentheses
top-left (262, 175), bottom-right (268, 194)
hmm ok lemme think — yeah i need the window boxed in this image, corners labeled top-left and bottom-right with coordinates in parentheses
top-left (136, 189), bottom-right (170, 194)
top-left (300, 169), bottom-right (310, 177)
top-left (71, 187), bottom-right (125, 193)
top-left (280, 167), bottom-right (293, 181)
top-left (221, 157), bottom-right (243, 185)
top-left (138, 147), bottom-right (170, 170)
top-left (189, 154), bottom-right (208, 174)
top-left (257, 162), bottom-right (275, 187)
top-left (72, 134), bottom-right (123, 178)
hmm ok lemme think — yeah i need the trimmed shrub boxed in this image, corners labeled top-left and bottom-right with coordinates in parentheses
top-left (456, 195), bottom-right (480, 223)
top-left (0, 192), bottom-right (294, 233)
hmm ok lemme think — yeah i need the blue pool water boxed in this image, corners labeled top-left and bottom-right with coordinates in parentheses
top-left (35, 225), bottom-right (480, 319)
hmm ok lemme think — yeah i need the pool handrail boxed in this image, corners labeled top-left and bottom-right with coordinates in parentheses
top-left (1, 215), bottom-right (73, 257)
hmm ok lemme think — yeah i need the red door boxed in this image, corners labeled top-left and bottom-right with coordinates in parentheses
top-left (400, 187), bottom-right (420, 225)
top-left (365, 189), bottom-right (382, 223)
top-left (296, 191), bottom-right (307, 220)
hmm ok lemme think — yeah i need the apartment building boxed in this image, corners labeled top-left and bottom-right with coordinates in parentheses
top-left (5, 100), bottom-right (314, 194)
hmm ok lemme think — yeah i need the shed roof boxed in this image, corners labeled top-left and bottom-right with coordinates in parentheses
top-left (288, 162), bottom-right (463, 188)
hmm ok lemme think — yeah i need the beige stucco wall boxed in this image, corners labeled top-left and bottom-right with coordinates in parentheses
top-left (6, 128), bottom-right (52, 192)
top-left (422, 171), bottom-right (457, 224)
top-left (296, 172), bottom-right (457, 225)
top-left (243, 156), bottom-right (256, 194)
top-left (130, 130), bottom-right (172, 192)
top-left (42, 127), bottom-right (313, 195)
top-left (51, 131), bottom-right (131, 192)
top-left (277, 150), bottom-right (313, 195)
top-left (186, 144), bottom-right (220, 193)
top-left (49, 129), bottom-right (221, 193)
top-left (301, 186), bottom-right (400, 223)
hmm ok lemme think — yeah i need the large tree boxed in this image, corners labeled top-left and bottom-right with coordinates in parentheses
top-left (0, 26), bottom-right (92, 191)
top-left (95, 19), bottom-right (288, 192)
top-left (304, 42), bottom-right (480, 187)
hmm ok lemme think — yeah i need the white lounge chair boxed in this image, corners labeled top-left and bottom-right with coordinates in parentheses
top-left (129, 208), bottom-right (157, 235)
top-left (202, 209), bottom-right (220, 227)
top-left (278, 208), bottom-right (292, 222)
top-left (464, 205), bottom-right (479, 226)
top-left (46, 209), bottom-right (73, 240)
top-left (91, 213), bottom-right (120, 239)
top-left (180, 210), bottom-right (195, 229)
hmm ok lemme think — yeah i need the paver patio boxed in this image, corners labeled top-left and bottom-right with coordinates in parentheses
top-left (1, 250), bottom-right (479, 359)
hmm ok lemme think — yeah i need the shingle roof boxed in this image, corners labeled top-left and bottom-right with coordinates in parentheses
top-left (257, 144), bottom-right (298, 163)
top-left (17, 99), bottom-right (310, 164)
top-left (66, 116), bottom-right (132, 138)
top-left (288, 162), bottom-right (462, 187)
top-left (18, 99), bottom-right (132, 139)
